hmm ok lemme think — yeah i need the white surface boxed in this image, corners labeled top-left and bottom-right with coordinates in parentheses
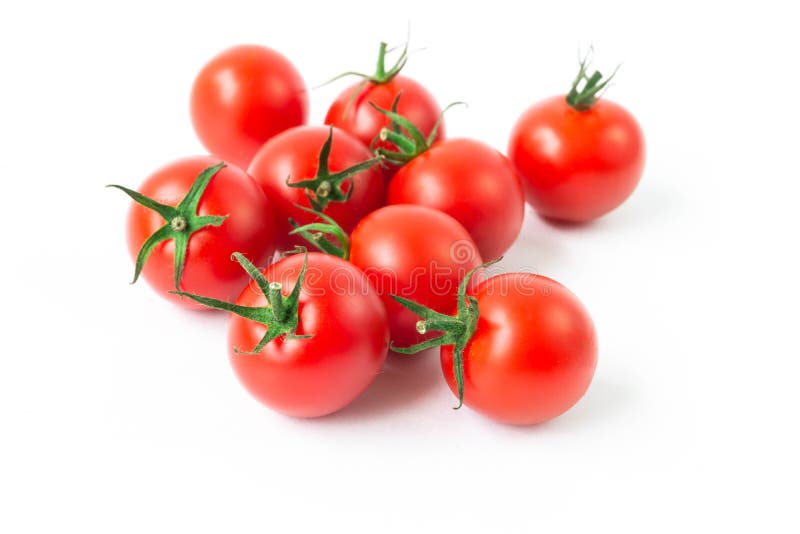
top-left (1, 1), bottom-right (798, 532)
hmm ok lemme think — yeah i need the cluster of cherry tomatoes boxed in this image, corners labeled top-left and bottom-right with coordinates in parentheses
top-left (110, 40), bottom-right (645, 425)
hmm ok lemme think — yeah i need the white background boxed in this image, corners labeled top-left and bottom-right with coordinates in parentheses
top-left (1, 1), bottom-right (798, 532)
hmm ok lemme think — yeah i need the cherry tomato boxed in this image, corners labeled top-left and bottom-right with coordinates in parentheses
top-left (392, 267), bottom-right (597, 425)
top-left (178, 252), bottom-right (389, 417)
top-left (387, 138), bottom-right (525, 260)
top-left (117, 157), bottom-right (277, 309)
top-left (349, 205), bottom-right (483, 347)
top-left (324, 42), bottom-right (442, 156)
top-left (248, 126), bottom-right (385, 250)
top-left (190, 45), bottom-right (308, 170)
top-left (441, 273), bottom-right (597, 424)
top-left (508, 61), bottom-right (645, 222)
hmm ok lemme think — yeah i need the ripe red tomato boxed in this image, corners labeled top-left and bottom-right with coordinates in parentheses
top-left (387, 138), bottom-right (525, 260)
top-left (178, 252), bottom-right (389, 417)
top-left (324, 43), bottom-right (442, 153)
top-left (508, 93), bottom-right (645, 222)
top-left (248, 126), bottom-right (385, 250)
top-left (441, 273), bottom-right (597, 424)
top-left (392, 267), bottom-right (597, 425)
top-left (190, 45), bottom-right (308, 170)
top-left (117, 157), bottom-right (277, 309)
top-left (349, 205), bottom-right (483, 347)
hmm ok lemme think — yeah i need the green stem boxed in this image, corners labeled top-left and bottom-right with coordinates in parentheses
top-left (170, 216), bottom-right (187, 232)
top-left (375, 42), bottom-right (388, 80)
top-left (565, 54), bottom-right (619, 111)
top-left (317, 37), bottom-right (410, 89)
top-left (267, 282), bottom-right (286, 321)
top-left (418, 317), bottom-right (465, 335)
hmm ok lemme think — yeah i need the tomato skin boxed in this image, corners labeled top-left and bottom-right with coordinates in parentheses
top-left (247, 126), bottom-right (386, 250)
top-left (349, 205), bottom-right (483, 347)
top-left (508, 95), bottom-right (645, 222)
top-left (190, 45), bottom-right (308, 170)
top-left (126, 157), bottom-right (277, 309)
top-left (325, 76), bottom-right (443, 154)
top-left (387, 138), bottom-right (525, 260)
top-left (441, 273), bottom-right (597, 425)
top-left (227, 253), bottom-right (389, 417)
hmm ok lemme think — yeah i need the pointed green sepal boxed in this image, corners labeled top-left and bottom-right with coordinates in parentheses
top-left (176, 162), bottom-right (225, 212)
top-left (106, 184), bottom-right (178, 221)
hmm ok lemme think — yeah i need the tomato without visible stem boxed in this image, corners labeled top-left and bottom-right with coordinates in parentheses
top-left (349, 205), bottom-right (483, 347)
top-left (224, 253), bottom-right (388, 417)
top-left (440, 273), bottom-right (597, 425)
top-left (326, 76), bottom-right (443, 152)
top-left (387, 138), bottom-right (525, 260)
top-left (124, 157), bottom-right (277, 309)
top-left (248, 126), bottom-right (385, 250)
top-left (508, 94), bottom-right (645, 222)
top-left (191, 45), bottom-right (308, 170)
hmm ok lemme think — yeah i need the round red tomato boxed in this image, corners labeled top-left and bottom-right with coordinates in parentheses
top-left (439, 273), bottom-right (597, 424)
top-left (223, 253), bottom-right (388, 417)
top-left (121, 157), bottom-right (277, 309)
top-left (349, 205), bottom-right (483, 347)
top-left (190, 45), bottom-right (308, 170)
top-left (326, 75), bottom-right (443, 152)
top-left (387, 138), bottom-right (525, 260)
top-left (508, 94), bottom-right (645, 222)
top-left (248, 126), bottom-right (385, 250)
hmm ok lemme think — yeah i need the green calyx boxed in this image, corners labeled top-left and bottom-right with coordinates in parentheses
top-left (565, 53), bottom-right (620, 111)
top-left (390, 257), bottom-right (501, 408)
top-left (319, 36), bottom-right (414, 121)
top-left (286, 127), bottom-right (380, 212)
top-left (289, 205), bottom-right (350, 260)
top-left (371, 98), bottom-right (465, 165)
top-left (107, 162), bottom-right (229, 289)
top-left (173, 251), bottom-right (312, 354)
top-left (324, 40), bottom-right (409, 87)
